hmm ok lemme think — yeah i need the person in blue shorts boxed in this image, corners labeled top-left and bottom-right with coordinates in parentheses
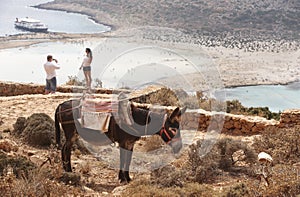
top-left (44, 55), bottom-right (60, 94)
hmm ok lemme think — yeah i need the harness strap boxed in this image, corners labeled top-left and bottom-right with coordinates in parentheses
top-left (144, 111), bottom-right (151, 135)
top-left (56, 104), bottom-right (81, 115)
top-left (57, 103), bottom-right (81, 125)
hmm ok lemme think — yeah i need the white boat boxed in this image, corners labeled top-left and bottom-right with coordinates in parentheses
top-left (15, 17), bottom-right (48, 32)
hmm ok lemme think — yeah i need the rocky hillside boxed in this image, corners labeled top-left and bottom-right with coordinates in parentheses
top-left (38, 0), bottom-right (299, 41)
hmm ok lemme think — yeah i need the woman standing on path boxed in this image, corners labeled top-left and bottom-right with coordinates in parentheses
top-left (79, 48), bottom-right (93, 90)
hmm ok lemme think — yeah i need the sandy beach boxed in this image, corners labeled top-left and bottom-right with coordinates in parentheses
top-left (1, 31), bottom-right (299, 88)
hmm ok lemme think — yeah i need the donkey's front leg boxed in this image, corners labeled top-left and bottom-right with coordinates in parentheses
top-left (119, 147), bottom-right (133, 183)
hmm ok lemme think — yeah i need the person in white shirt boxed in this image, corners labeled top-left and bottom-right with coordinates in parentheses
top-left (79, 48), bottom-right (92, 91)
top-left (44, 55), bottom-right (60, 94)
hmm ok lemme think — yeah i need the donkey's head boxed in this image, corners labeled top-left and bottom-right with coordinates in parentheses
top-left (159, 106), bottom-right (187, 154)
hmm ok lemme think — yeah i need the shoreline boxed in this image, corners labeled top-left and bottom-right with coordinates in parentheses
top-left (1, 79), bottom-right (299, 92)
top-left (32, 5), bottom-right (117, 32)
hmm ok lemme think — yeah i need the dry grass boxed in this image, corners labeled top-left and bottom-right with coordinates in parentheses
top-left (0, 150), bottom-right (81, 196)
top-left (124, 127), bottom-right (300, 196)
top-left (123, 177), bottom-right (219, 197)
top-left (252, 125), bottom-right (300, 164)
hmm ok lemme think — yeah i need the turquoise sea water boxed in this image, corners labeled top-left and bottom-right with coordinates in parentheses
top-left (224, 82), bottom-right (300, 112)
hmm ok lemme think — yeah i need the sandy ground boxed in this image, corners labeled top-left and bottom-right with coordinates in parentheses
top-left (0, 93), bottom-right (72, 131)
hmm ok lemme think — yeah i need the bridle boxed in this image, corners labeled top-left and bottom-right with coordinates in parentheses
top-left (159, 114), bottom-right (181, 144)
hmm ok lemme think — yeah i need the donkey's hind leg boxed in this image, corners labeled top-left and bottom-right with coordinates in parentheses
top-left (61, 128), bottom-right (78, 172)
top-left (62, 142), bottom-right (72, 172)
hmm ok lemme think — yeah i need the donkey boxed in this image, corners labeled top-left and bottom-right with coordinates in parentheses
top-left (55, 98), bottom-right (186, 183)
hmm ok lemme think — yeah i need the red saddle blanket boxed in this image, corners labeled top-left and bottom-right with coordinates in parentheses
top-left (80, 98), bottom-right (117, 132)
top-left (81, 98), bottom-right (118, 113)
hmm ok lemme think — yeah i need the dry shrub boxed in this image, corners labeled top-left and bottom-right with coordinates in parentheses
top-left (252, 125), bottom-right (300, 164)
top-left (150, 164), bottom-right (186, 187)
top-left (224, 126), bottom-right (300, 196)
top-left (179, 94), bottom-right (200, 109)
top-left (188, 140), bottom-right (220, 183)
top-left (0, 168), bottom-right (81, 196)
top-left (0, 149), bottom-right (82, 196)
top-left (60, 172), bottom-right (81, 186)
top-left (0, 140), bottom-right (18, 152)
top-left (217, 138), bottom-right (256, 171)
top-left (187, 138), bottom-right (256, 183)
top-left (123, 177), bottom-right (218, 197)
top-left (140, 135), bottom-right (164, 152)
top-left (147, 88), bottom-right (179, 106)
top-left (79, 162), bottom-right (91, 175)
top-left (241, 164), bottom-right (300, 196)
top-left (261, 165), bottom-right (300, 196)
top-left (21, 113), bottom-right (55, 147)
top-left (12, 116), bottom-right (26, 135)
top-left (225, 183), bottom-right (251, 197)
top-left (65, 75), bottom-right (84, 86)
top-left (74, 138), bottom-right (91, 155)
top-left (0, 152), bottom-right (36, 178)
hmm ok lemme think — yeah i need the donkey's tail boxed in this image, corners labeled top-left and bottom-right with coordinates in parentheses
top-left (55, 104), bottom-right (61, 147)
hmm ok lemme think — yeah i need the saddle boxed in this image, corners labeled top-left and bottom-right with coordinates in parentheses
top-left (79, 94), bottom-right (133, 132)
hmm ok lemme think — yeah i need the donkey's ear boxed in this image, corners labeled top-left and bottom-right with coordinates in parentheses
top-left (179, 106), bottom-right (187, 116)
top-left (170, 107), bottom-right (180, 121)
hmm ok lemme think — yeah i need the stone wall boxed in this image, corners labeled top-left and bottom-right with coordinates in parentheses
top-left (131, 104), bottom-right (300, 135)
top-left (0, 81), bottom-right (115, 96)
top-left (278, 109), bottom-right (300, 128)
top-left (1, 81), bottom-right (299, 135)
top-left (181, 109), bottom-right (300, 135)
top-left (181, 110), bottom-right (279, 135)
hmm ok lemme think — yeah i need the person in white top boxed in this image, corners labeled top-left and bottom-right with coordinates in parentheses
top-left (44, 55), bottom-right (60, 94)
top-left (79, 48), bottom-right (92, 91)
